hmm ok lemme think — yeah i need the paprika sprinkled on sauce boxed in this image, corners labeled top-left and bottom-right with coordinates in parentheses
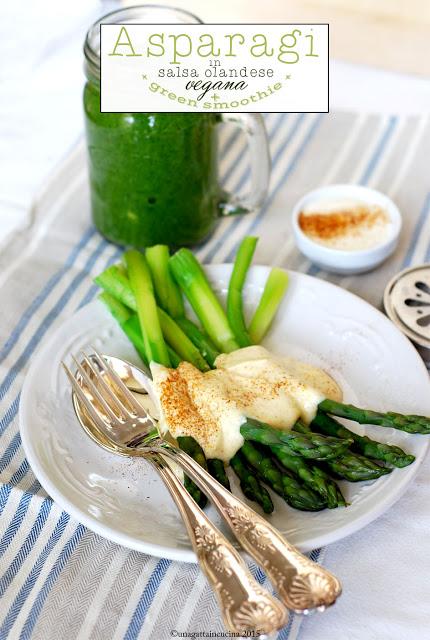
top-left (298, 199), bottom-right (391, 251)
top-left (150, 347), bottom-right (342, 462)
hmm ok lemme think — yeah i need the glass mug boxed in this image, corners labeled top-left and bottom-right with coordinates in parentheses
top-left (83, 5), bottom-right (270, 248)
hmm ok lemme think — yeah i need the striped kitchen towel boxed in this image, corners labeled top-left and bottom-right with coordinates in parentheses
top-left (0, 111), bottom-right (429, 640)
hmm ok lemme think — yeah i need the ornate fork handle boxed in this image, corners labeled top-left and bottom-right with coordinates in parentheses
top-left (145, 453), bottom-right (287, 634)
top-left (156, 444), bottom-right (342, 613)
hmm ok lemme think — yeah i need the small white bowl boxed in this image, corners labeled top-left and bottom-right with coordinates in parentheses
top-left (291, 184), bottom-right (402, 274)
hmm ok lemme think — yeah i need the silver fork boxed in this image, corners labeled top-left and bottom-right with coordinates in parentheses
top-left (63, 349), bottom-right (341, 614)
top-left (63, 351), bottom-right (287, 635)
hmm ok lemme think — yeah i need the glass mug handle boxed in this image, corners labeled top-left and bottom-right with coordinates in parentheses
top-left (218, 113), bottom-right (271, 217)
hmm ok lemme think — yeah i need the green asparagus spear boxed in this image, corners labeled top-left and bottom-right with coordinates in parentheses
top-left (293, 420), bottom-right (392, 481)
top-left (157, 307), bottom-right (210, 372)
top-left (169, 248), bottom-right (240, 353)
top-left (96, 263), bottom-right (210, 370)
top-left (240, 441), bottom-right (283, 494)
top-left (122, 312), bottom-right (183, 368)
top-left (230, 452), bottom-right (274, 513)
top-left (125, 250), bottom-right (170, 367)
top-left (95, 265), bottom-right (137, 311)
top-left (311, 464), bottom-right (347, 506)
top-left (249, 267), bottom-right (289, 343)
top-left (145, 244), bottom-right (184, 318)
top-left (323, 451), bottom-right (392, 482)
top-left (98, 290), bottom-right (131, 325)
top-left (313, 411), bottom-right (415, 468)
top-left (100, 293), bottom-right (184, 369)
top-left (99, 293), bottom-right (149, 365)
top-left (227, 236), bottom-right (258, 347)
top-left (177, 436), bottom-right (208, 469)
top-left (166, 344), bottom-right (182, 368)
top-left (270, 444), bottom-right (346, 508)
top-left (183, 475), bottom-right (206, 508)
top-left (177, 436), bottom-right (208, 508)
top-left (240, 419), bottom-right (353, 461)
top-left (320, 398), bottom-right (430, 435)
top-left (239, 441), bottom-right (284, 497)
top-left (207, 459), bottom-right (231, 491)
top-left (240, 441), bottom-right (327, 511)
top-left (175, 317), bottom-right (220, 367)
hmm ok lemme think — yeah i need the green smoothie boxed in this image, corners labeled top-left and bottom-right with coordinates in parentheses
top-left (84, 80), bottom-right (221, 248)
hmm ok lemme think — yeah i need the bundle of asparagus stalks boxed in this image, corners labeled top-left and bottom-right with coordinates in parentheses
top-left (94, 236), bottom-right (424, 515)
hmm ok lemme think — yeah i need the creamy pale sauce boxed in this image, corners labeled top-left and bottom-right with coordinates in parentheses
top-left (150, 346), bottom-right (342, 461)
top-left (299, 198), bottom-right (391, 251)
top-left (151, 362), bottom-right (245, 462)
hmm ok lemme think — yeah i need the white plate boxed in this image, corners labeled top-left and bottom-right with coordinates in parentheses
top-left (19, 265), bottom-right (430, 562)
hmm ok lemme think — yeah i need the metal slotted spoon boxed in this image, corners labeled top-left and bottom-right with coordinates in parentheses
top-left (63, 349), bottom-right (341, 617)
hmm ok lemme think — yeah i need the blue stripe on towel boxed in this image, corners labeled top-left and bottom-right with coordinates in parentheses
top-left (203, 112), bottom-right (294, 263)
top-left (0, 237), bottom-right (109, 402)
top-left (20, 524), bottom-right (86, 639)
top-left (124, 558), bottom-right (171, 640)
top-left (233, 114), bottom-right (324, 253)
top-left (359, 116), bottom-right (398, 185)
top-left (0, 480), bottom-right (41, 557)
top-left (0, 512), bottom-right (70, 638)
top-left (0, 395), bottom-right (20, 437)
top-left (0, 499), bottom-right (54, 600)
top-left (0, 227), bottom-right (95, 366)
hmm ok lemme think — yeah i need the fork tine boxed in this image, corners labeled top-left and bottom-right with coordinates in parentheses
top-left (72, 355), bottom-right (121, 425)
top-left (91, 348), bottom-right (150, 417)
top-left (62, 362), bottom-right (113, 431)
top-left (80, 352), bottom-right (131, 420)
